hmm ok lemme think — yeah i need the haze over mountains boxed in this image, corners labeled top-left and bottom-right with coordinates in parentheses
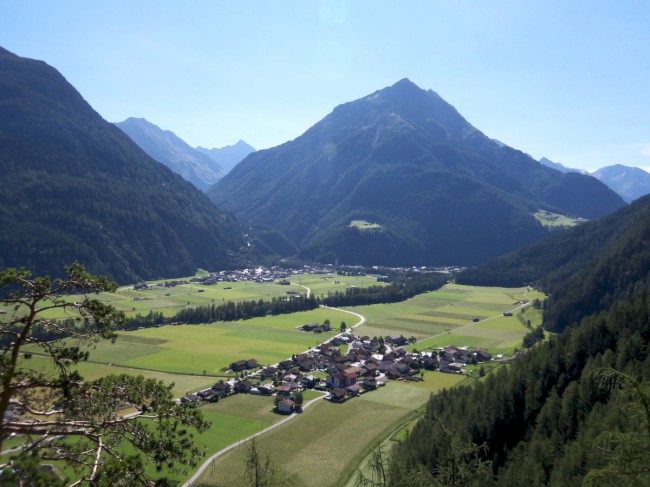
top-left (592, 164), bottom-right (650, 202)
top-left (197, 140), bottom-right (256, 174)
top-left (539, 157), bottom-right (650, 202)
top-left (116, 117), bottom-right (256, 191)
top-left (0, 47), bottom-right (244, 283)
top-left (212, 78), bottom-right (624, 266)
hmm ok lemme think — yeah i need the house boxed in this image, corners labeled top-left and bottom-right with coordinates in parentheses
top-left (422, 353), bottom-right (439, 370)
top-left (346, 383), bottom-right (363, 397)
top-left (385, 335), bottom-right (408, 346)
top-left (277, 399), bottom-right (295, 414)
top-left (278, 359), bottom-right (294, 371)
top-left (197, 389), bottom-right (217, 401)
top-left (180, 393), bottom-right (201, 405)
top-left (297, 356), bottom-right (314, 371)
top-left (275, 385), bottom-right (292, 396)
top-left (258, 383), bottom-right (275, 395)
top-left (327, 371), bottom-right (358, 388)
top-left (362, 363), bottom-right (379, 376)
top-left (211, 381), bottom-right (232, 397)
top-left (229, 360), bottom-right (248, 372)
top-left (246, 359), bottom-right (259, 369)
top-left (283, 374), bottom-right (299, 383)
top-left (260, 366), bottom-right (278, 379)
top-left (449, 363), bottom-right (463, 374)
top-left (330, 388), bottom-right (346, 403)
top-left (363, 377), bottom-right (377, 389)
top-left (301, 374), bottom-right (318, 389)
top-left (474, 349), bottom-right (492, 362)
top-left (234, 379), bottom-right (254, 394)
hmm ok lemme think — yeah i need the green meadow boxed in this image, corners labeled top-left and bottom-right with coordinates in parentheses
top-left (18, 280), bottom-right (545, 485)
top-left (33, 272), bottom-right (385, 321)
top-left (351, 283), bottom-right (544, 355)
top-left (197, 373), bottom-right (457, 487)
top-left (54, 307), bottom-right (355, 375)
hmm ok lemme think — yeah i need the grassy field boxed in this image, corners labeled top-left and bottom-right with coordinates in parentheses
top-left (18, 354), bottom-right (218, 398)
top-left (32, 272), bottom-right (385, 321)
top-left (534, 209), bottom-right (587, 228)
top-left (196, 370), bottom-right (463, 487)
top-left (16, 281), bottom-right (544, 485)
top-left (27, 307), bottom-right (356, 376)
top-left (351, 283), bottom-right (544, 355)
top-left (349, 220), bottom-right (383, 231)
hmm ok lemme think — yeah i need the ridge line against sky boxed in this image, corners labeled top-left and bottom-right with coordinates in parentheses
top-left (1, 0), bottom-right (649, 172)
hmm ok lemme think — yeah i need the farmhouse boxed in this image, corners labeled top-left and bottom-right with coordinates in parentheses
top-left (329, 388), bottom-right (347, 403)
top-left (277, 399), bottom-right (295, 414)
top-left (229, 360), bottom-right (247, 372)
top-left (234, 379), bottom-right (254, 394)
top-left (211, 381), bottom-right (231, 397)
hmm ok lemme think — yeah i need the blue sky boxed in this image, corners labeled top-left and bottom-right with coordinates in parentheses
top-left (1, 0), bottom-right (649, 171)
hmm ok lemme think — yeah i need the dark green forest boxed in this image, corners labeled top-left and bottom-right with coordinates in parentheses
top-left (458, 194), bottom-right (650, 332)
top-left (382, 197), bottom-right (650, 486)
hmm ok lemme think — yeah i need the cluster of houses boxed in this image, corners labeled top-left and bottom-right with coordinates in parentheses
top-left (299, 322), bottom-right (331, 333)
top-left (179, 333), bottom-right (495, 411)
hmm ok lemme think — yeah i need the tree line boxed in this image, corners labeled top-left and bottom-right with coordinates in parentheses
top-left (321, 271), bottom-right (447, 307)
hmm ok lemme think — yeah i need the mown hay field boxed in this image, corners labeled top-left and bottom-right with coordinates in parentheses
top-left (351, 284), bottom-right (545, 355)
top-left (59, 307), bottom-right (356, 375)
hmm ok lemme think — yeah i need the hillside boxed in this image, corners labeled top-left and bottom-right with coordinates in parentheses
top-left (593, 163), bottom-right (650, 202)
top-left (0, 47), bottom-right (244, 283)
top-left (458, 194), bottom-right (650, 332)
top-left (388, 195), bottom-right (650, 487)
top-left (115, 117), bottom-right (225, 191)
top-left (211, 79), bottom-right (624, 267)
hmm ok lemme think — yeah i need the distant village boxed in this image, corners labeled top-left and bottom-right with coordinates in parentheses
top-left (134, 263), bottom-right (463, 290)
top-left (180, 326), bottom-right (495, 415)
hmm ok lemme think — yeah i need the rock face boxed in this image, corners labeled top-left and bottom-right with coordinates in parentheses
top-left (0, 47), bottom-right (243, 283)
top-left (210, 78), bottom-right (625, 266)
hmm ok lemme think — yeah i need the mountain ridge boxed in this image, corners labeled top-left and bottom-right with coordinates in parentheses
top-left (592, 163), bottom-right (650, 202)
top-left (211, 79), bottom-right (625, 266)
top-left (0, 47), bottom-right (244, 283)
top-left (115, 117), bottom-right (226, 191)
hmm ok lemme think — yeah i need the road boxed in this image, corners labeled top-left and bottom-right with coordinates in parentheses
top-left (183, 284), bottom-right (368, 486)
top-left (182, 390), bottom-right (327, 487)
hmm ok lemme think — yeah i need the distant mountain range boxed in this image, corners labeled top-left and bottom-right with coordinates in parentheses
top-left (211, 78), bottom-right (625, 267)
top-left (115, 118), bottom-right (255, 191)
top-left (592, 164), bottom-right (650, 202)
top-left (197, 140), bottom-right (256, 174)
top-left (539, 157), bottom-right (650, 202)
top-left (0, 47), bottom-right (244, 283)
top-left (538, 157), bottom-right (587, 174)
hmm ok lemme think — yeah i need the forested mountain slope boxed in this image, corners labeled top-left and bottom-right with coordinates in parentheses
top-left (0, 47), bottom-right (244, 283)
top-left (458, 194), bottom-right (650, 332)
top-left (211, 79), bottom-right (624, 267)
top-left (388, 194), bottom-right (650, 486)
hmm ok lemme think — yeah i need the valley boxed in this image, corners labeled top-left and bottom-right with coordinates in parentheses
top-left (11, 272), bottom-right (542, 484)
top-left (2, 37), bottom-right (649, 486)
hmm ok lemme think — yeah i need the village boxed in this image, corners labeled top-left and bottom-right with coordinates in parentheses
top-left (180, 325), bottom-right (494, 415)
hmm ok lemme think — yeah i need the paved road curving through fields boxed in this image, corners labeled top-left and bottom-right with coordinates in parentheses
top-left (182, 391), bottom-right (327, 486)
